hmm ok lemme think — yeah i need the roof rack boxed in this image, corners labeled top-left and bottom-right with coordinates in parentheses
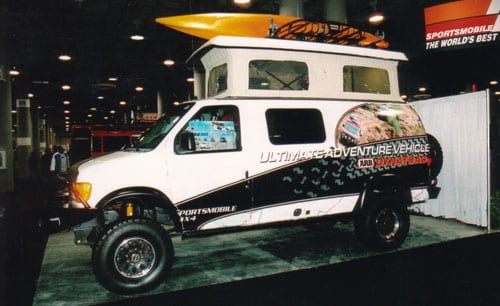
top-left (270, 19), bottom-right (389, 49)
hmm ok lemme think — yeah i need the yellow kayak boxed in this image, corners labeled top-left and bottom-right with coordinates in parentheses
top-left (156, 13), bottom-right (389, 49)
top-left (156, 13), bottom-right (299, 40)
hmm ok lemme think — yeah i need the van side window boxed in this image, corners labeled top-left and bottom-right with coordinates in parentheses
top-left (175, 105), bottom-right (241, 154)
top-left (265, 109), bottom-right (325, 144)
top-left (249, 60), bottom-right (309, 90)
top-left (207, 64), bottom-right (227, 97)
top-left (343, 66), bottom-right (390, 94)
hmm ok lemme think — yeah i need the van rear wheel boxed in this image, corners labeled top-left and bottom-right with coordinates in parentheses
top-left (92, 218), bottom-right (174, 294)
top-left (354, 200), bottom-right (409, 250)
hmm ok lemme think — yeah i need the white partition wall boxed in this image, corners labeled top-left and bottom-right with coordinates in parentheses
top-left (412, 91), bottom-right (490, 228)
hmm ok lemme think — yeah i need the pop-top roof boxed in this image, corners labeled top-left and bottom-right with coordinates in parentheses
top-left (188, 35), bottom-right (408, 63)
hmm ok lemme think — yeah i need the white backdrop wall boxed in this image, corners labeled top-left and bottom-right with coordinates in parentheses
top-left (411, 91), bottom-right (490, 228)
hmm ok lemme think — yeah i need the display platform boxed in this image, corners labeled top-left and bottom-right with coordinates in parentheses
top-left (33, 215), bottom-right (486, 305)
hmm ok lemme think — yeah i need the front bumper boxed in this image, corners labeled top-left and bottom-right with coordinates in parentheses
top-left (45, 205), bottom-right (98, 232)
top-left (45, 188), bottom-right (98, 233)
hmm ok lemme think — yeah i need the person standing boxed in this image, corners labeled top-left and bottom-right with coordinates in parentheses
top-left (50, 146), bottom-right (70, 174)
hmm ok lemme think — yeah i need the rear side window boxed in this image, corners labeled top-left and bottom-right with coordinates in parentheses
top-left (207, 64), bottom-right (227, 97)
top-left (266, 109), bottom-right (325, 144)
top-left (343, 66), bottom-right (390, 94)
top-left (249, 60), bottom-right (309, 90)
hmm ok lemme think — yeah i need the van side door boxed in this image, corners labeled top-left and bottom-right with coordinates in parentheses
top-left (250, 107), bottom-right (357, 223)
top-left (252, 108), bottom-right (328, 206)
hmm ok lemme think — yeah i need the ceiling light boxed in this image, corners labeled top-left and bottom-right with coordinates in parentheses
top-left (490, 80), bottom-right (498, 86)
top-left (9, 68), bottom-right (20, 76)
top-left (110, 110), bottom-right (116, 114)
top-left (64, 110), bottom-right (70, 114)
top-left (233, 0), bottom-right (252, 8)
top-left (87, 114), bottom-right (93, 118)
top-left (130, 34), bottom-right (144, 41)
top-left (58, 54), bottom-right (72, 61)
top-left (65, 117), bottom-right (70, 120)
top-left (369, 11), bottom-right (384, 25)
top-left (63, 100), bottom-right (71, 105)
top-left (495, 91), bottom-right (500, 95)
top-left (401, 94), bottom-right (408, 100)
top-left (28, 93), bottom-right (34, 98)
top-left (11, 110), bottom-right (17, 114)
top-left (163, 59), bottom-right (175, 66)
top-left (418, 86), bottom-right (427, 92)
top-left (135, 86), bottom-right (144, 92)
top-left (97, 96), bottom-right (104, 100)
top-left (90, 107), bottom-right (97, 111)
top-left (119, 101), bottom-right (127, 106)
top-left (62, 85), bottom-right (71, 91)
top-left (186, 77), bottom-right (194, 83)
top-left (104, 116), bottom-right (109, 120)
top-left (108, 77), bottom-right (118, 82)
top-left (65, 121), bottom-right (70, 124)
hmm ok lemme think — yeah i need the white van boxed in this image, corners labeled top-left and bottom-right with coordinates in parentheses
top-left (65, 36), bottom-right (442, 293)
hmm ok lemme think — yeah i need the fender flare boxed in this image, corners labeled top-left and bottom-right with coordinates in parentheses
top-left (96, 187), bottom-right (182, 232)
top-left (355, 174), bottom-right (412, 213)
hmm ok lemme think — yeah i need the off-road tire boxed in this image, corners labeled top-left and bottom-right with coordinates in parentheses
top-left (92, 218), bottom-right (174, 294)
top-left (354, 199), bottom-right (410, 250)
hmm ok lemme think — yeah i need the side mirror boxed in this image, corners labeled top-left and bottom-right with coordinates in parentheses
top-left (179, 132), bottom-right (196, 151)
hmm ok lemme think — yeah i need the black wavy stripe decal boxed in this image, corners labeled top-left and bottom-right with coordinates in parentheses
top-left (179, 136), bottom-right (430, 231)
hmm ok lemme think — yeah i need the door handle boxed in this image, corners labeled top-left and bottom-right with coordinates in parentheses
top-left (245, 171), bottom-right (250, 189)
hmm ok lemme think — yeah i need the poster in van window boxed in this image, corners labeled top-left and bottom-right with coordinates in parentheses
top-left (188, 120), bottom-right (237, 151)
top-left (337, 104), bottom-right (426, 147)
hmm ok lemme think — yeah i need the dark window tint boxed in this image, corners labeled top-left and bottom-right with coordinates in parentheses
top-left (266, 109), bottom-right (325, 144)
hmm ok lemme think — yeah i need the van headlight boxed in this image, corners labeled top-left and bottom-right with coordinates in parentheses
top-left (71, 182), bottom-right (92, 208)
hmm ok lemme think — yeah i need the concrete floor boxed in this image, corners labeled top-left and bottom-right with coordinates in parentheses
top-left (33, 215), bottom-right (487, 306)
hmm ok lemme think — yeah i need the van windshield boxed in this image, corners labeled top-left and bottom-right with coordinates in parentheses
top-left (133, 103), bottom-right (194, 150)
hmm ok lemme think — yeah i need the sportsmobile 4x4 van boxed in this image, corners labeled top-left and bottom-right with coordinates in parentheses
top-left (65, 35), bottom-right (442, 293)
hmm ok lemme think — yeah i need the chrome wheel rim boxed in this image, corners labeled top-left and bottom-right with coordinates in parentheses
top-left (114, 237), bottom-right (156, 279)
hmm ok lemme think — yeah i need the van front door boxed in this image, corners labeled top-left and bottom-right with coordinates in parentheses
top-left (168, 105), bottom-right (251, 231)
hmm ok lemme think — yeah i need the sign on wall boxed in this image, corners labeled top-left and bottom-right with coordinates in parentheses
top-left (424, 0), bottom-right (500, 50)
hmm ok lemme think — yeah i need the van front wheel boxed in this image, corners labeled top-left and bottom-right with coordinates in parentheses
top-left (354, 200), bottom-right (409, 250)
top-left (92, 218), bottom-right (174, 294)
